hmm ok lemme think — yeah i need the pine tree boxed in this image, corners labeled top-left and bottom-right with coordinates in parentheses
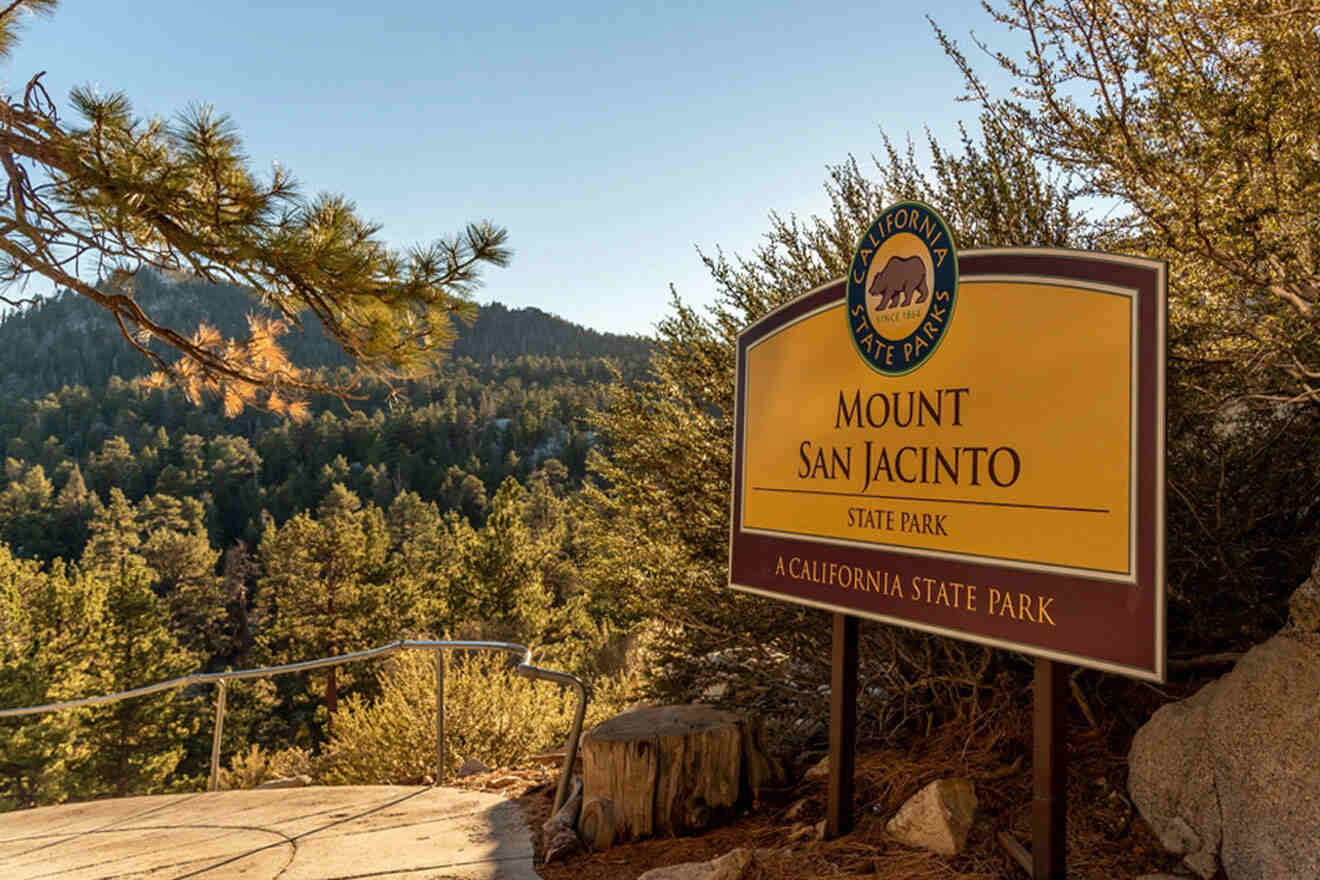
top-left (0, 547), bottom-right (95, 807)
top-left (0, 1), bottom-right (509, 414)
top-left (86, 436), bottom-right (140, 499)
top-left (137, 494), bottom-right (227, 661)
top-left (1, 528), bottom-right (194, 804)
top-left (52, 489), bottom-right (198, 797)
top-left (447, 479), bottom-right (552, 643)
top-left (0, 462), bottom-right (52, 556)
top-left (383, 491), bottom-right (451, 636)
top-left (257, 485), bottom-right (387, 727)
top-left (82, 489), bottom-right (145, 584)
top-left (50, 463), bottom-right (99, 561)
top-left (55, 568), bottom-right (198, 798)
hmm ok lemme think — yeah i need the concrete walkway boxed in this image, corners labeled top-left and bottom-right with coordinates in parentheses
top-left (0, 786), bottom-right (540, 879)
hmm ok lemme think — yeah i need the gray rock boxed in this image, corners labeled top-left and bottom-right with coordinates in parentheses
top-left (885, 777), bottom-right (977, 856)
top-left (454, 757), bottom-right (490, 778)
top-left (254, 775), bottom-right (310, 789)
top-left (1129, 632), bottom-right (1320, 879)
top-left (636, 846), bottom-right (761, 880)
top-left (785, 822), bottom-right (813, 843)
top-left (701, 681), bottom-right (730, 701)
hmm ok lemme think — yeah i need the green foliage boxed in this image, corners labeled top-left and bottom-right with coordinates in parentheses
top-left (0, 534), bottom-right (198, 806)
top-left (0, 462), bottom-right (54, 557)
top-left (215, 648), bottom-right (636, 791)
top-left (318, 649), bottom-right (595, 786)
top-left (51, 575), bottom-right (198, 799)
top-left (0, 295), bottom-right (648, 555)
top-left (257, 485), bottom-right (390, 721)
top-left (0, 1), bottom-right (55, 63)
top-left (138, 494), bottom-right (228, 659)
top-left (49, 465), bottom-right (99, 560)
top-left (0, 293), bottom-right (645, 808)
top-left (935, 0), bottom-right (1320, 646)
top-left (215, 743), bottom-right (321, 792)
top-left (41, 500), bottom-right (203, 798)
top-left (937, 0), bottom-right (1320, 405)
top-left (448, 479), bottom-right (554, 641)
top-left (0, 548), bottom-right (100, 807)
top-left (446, 475), bottom-right (601, 672)
top-left (456, 302), bottom-right (651, 365)
top-left (380, 491), bottom-right (451, 635)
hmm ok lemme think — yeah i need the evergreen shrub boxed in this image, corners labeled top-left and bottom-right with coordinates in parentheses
top-left (317, 649), bottom-right (624, 786)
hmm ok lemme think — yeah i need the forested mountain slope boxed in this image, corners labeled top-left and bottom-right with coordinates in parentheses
top-left (0, 272), bottom-right (651, 399)
top-left (0, 276), bottom-right (651, 555)
top-left (0, 276), bottom-right (656, 808)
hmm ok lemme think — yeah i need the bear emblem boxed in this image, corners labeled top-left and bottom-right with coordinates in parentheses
top-left (869, 256), bottom-right (928, 311)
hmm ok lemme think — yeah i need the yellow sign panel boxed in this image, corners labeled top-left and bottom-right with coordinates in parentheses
top-left (741, 278), bottom-right (1134, 580)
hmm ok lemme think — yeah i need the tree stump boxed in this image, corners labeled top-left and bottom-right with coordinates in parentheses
top-left (580, 704), bottom-right (780, 848)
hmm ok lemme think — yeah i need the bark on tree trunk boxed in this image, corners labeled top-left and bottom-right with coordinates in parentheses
top-left (580, 705), bottom-right (780, 849)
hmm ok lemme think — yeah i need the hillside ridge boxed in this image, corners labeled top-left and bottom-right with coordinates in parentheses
top-left (0, 273), bottom-right (652, 398)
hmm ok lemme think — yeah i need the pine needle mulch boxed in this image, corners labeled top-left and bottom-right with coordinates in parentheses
top-left (526, 706), bottom-right (1188, 880)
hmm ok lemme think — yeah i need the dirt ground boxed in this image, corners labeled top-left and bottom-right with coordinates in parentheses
top-left (463, 699), bottom-right (1198, 880)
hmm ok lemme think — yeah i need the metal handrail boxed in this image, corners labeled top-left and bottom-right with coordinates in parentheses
top-left (0, 639), bottom-right (587, 812)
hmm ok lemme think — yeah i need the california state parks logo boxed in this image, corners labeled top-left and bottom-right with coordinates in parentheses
top-left (846, 202), bottom-right (958, 375)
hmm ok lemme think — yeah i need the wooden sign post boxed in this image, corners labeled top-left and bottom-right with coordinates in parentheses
top-left (1032, 658), bottom-right (1067, 877)
top-left (826, 613), bottom-right (858, 838)
top-left (729, 204), bottom-right (1166, 877)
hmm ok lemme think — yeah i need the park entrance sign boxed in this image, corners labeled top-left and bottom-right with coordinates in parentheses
top-left (729, 203), bottom-right (1166, 876)
top-left (729, 202), bottom-right (1166, 682)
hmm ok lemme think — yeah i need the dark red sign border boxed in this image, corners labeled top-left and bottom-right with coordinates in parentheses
top-left (729, 249), bottom-right (1166, 681)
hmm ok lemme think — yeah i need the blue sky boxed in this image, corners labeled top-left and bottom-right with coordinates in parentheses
top-left (6, 1), bottom-right (1014, 337)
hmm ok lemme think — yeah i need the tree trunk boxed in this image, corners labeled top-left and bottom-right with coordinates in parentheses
top-left (580, 705), bottom-right (780, 848)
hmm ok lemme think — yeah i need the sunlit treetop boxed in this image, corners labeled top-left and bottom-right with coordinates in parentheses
top-left (933, 0), bottom-right (1320, 406)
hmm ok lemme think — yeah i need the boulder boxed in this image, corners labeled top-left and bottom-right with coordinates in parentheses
top-left (1287, 554), bottom-right (1320, 632)
top-left (803, 755), bottom-right (829, 782)
top-left (454, 757), bottom-right (490, 778)
top-left (1128, 628), bottom-right (1320, 879)
top-left (701, 681), bottom-right (730, 701)
top-left (783, 797), bottom-right (809, 821)
top-left (785, 822), bottom-right (813, 843)
top-left (255, 775), bottom-right (310, 789)
top-left (637, 847), bottom-right (761, 880)
top-left (885, 777), bottom-right (977, 856)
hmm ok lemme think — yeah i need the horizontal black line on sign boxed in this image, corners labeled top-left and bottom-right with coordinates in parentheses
top-left (751, 486), bottom-right (1110, 514)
